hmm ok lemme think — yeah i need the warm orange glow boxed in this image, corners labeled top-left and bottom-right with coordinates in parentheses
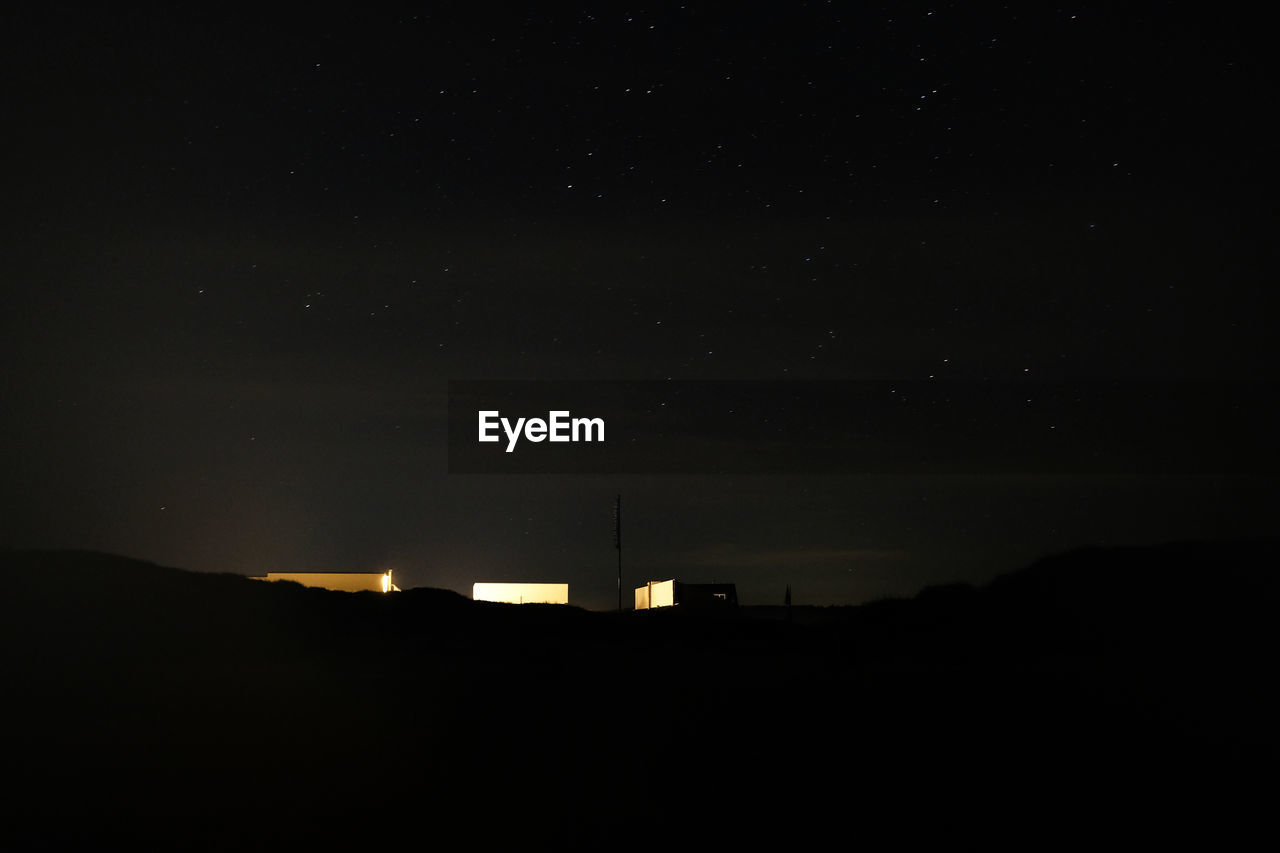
top-left (635, 579), bottom-right (675, 609)
top-left (261, 570), bottom-right (396, 593)
top-left (472, 582), bottom-right (569, 604)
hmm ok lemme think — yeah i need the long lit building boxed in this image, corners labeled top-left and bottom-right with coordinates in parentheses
top-left (256, 569), bottom-right (399, 593)
top-left (472, 582), bottom-right (569, 604)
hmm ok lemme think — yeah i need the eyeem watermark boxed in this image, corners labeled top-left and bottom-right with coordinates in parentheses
top-left (449, 379), bottom-right (1278, 474)
top-left (478, 410), bottom-right (605, 452)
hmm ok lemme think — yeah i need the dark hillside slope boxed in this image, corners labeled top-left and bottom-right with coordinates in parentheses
top-left (2, 543), bottom-right (1275, 846)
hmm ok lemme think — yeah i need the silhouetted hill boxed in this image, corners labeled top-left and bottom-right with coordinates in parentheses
top-left (2, 542), bottom-right (1276, 847)
top-left (824, 538), bottom-right (1279, 658)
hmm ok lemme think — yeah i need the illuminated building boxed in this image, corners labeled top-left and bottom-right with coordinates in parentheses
top-left (634, 579), bottom-right (738, 609)
top-left (472, 582), bottom-right (569, 604)
top-left (256, 569), bottom-right (399, 593)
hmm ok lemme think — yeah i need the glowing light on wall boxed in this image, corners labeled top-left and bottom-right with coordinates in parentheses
top-left (261, 570), bottom-right (397, 593)
top-left (472, 582), bottom-right (569, 604)
top-left (635, 579), bottom-right (675, 609)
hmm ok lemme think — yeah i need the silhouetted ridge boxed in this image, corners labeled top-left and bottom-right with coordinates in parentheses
top-left (2, 542), bottom-right (1276, 846)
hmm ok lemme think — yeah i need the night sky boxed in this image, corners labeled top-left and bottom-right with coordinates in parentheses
top-left (2, 4), bottom-right (1274, 608)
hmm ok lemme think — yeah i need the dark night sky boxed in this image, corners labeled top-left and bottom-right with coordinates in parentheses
top-left (2, 4), bottom-right (1275, 608)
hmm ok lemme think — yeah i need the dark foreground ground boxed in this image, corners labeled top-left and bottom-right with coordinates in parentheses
top-left (2, 541), bottom-right (1277, 848)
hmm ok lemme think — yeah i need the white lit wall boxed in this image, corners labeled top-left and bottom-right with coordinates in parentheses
top-left (472, 582), bottom-right (569, 604)
top-left (634, 579), bottom-right (675, 609)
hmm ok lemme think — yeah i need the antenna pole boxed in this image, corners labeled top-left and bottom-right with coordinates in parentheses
top-left (614, 494), bottom-right (622, 612)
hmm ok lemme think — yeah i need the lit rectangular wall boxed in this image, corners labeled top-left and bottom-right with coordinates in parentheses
top-left (264, 571), bottom-right (393, 593)
top-left (473, 582), bottom-right (569, 604)
top-left (634, 579), bottom-right (675, 609)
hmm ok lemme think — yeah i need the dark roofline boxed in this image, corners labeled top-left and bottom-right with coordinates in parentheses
top-left (265, 570), bottom-right (391, 575)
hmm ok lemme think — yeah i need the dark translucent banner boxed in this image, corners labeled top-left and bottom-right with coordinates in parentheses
top-left (447, 380), bottom-right (1278, 475)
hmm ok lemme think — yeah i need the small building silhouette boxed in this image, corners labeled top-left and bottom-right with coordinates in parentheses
top-left (635, 579), bottom-right (737, 610)
top-left (256, 569), bottom-right (399, 593)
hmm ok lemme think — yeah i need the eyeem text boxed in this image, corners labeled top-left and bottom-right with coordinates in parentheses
top-left (478, 410), bottom-right (606, 452)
